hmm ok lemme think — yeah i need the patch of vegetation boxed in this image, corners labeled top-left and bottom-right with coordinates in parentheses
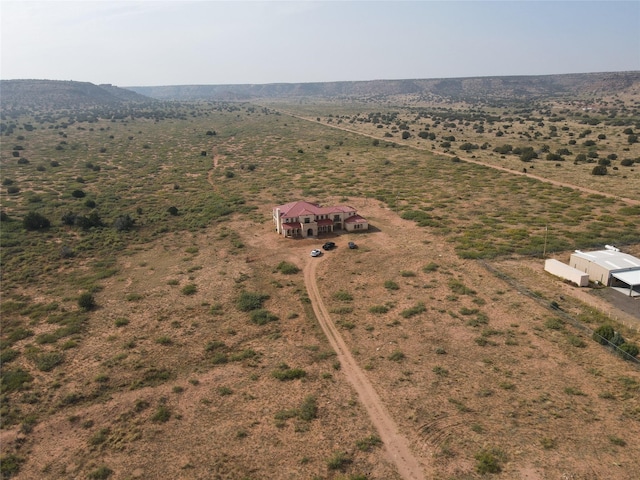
top-left (333, 290), bottom-right (354, 301)
top-left (384, 280), bottom-right (399, 290)
top-left (272, 365), bottom-right (307, 381)
top-left (400, 302), bottom-right (426, 318)
top-left (250, 309), bottom-right (279, 325)
top-left (237, 291), bottom-right (270, 311)
top-left (475, 447), bottom-right (505, 474)
top-left (356, 434), bottom-right (382, 451)
top-left (276, 261), bottom-right (300, 274)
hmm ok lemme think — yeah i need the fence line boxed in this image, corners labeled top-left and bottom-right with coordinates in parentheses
top-left (480, 261), bottom-right (640, 368)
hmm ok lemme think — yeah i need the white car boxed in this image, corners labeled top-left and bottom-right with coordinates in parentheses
top-left (310, 249), bottom-right (322, 257)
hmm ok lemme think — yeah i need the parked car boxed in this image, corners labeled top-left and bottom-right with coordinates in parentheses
top-left (322, 242), bottom-right (336, 250)
top-left (348, 241), bottom-right (357, 249)
top-left (311, 249), bottom-right (322, 257)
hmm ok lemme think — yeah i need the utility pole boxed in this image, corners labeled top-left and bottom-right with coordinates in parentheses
top-left (542, 224), bottom-right (549, 258)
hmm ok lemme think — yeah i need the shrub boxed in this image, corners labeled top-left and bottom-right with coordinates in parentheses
top-left (71, 189), bottom-right (86, 198)
top-left (0, 454), bottom-right (24, 478)
top-left (113, 214), bottom-right (135, 231)
top-left (388, 350), bottom-right (405, 361)
top-left (327, 451), bottom-right (351, 471)
top-left (384, 280), bottom-right (399, 290)
top-left (618, 343), bottom-right (639, 359)
top-left (6, 185), bottom-right (20, 194)
top-left (272, 367), bottom-right (306, 381)
top-left (181, 284), bottom-right (197, 295)
top-left (34, 351), bottom-right (64, 371)
top-left (475, 448), bottom-right (504, 474)
top-left (333, 290), bottom-right (353, 301)
top-left (593, 325), bottom-right (614, 345)
top-left (167, 206), bottom-right (179, 216)
top-left (78, 292), bottom-right (96, 311)
top-left (400, 302), bottom-right (426, 318)
top-left (591, 165), bottom-right (607, 176)
top-left (423, 262), bottom-right (439, 272)
top-left (23, 211), bottom-right (50, 230)
top-left (369, 305), bottom-right (389, 314)
top-left (298, 395), bottom-right (318, 421)
top-left (237, 291), bottom-right (269, 311)
top-left (250, 309), bottom-right (278, 325)
top-left (0, 368), bottom-right (32, 393)
top-left (88, 465), bottom-right (113, 480)
top-left (152, 405), bottom-right (171, 423)
top-left (276, 261), bottom-right (300, 274)
top-left (356, 434), bottom-right (382, 451)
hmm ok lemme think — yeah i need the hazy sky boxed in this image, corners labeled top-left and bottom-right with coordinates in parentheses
top-left (1, 1), bottom-right (639, 87)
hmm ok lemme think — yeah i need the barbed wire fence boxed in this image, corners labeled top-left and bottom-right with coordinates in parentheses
top-left (480, 261), bottom-right (640, 368)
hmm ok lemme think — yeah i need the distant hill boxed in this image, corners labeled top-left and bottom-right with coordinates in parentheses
top-left (2, 73), bottom-right (638, 109)
top-left (127, 71), bottom-right (640, 102)
top-left (0, 79), bottom-right (153, 110)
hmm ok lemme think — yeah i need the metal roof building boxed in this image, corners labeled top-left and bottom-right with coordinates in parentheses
top-left (569, 250), bottom-right (640, 297)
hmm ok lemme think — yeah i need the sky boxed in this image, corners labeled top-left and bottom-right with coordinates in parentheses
top-left (1, 0), bottom-right (639, 87)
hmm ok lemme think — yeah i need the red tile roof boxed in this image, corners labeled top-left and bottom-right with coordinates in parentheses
top-left (345, 214), bottom-right (367, 224)
top-left (275, 201), bottom-right (358, 219)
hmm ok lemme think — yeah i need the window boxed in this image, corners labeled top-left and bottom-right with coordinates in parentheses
top-left (304, 218), bottom-right (310, 223)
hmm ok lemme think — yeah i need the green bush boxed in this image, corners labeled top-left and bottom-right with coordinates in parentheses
top-left (327, 451), bottom-right (351, 471)
top-left (298, 395), bottom-right (318, 421)
top-left (333, 290), bottom-right (353, 301)
top-left (88, 466), bottom-right (113, 479)
top-left (592, 325), bottom-right (615, 345)
top-left (475, 448), bottom-right (504, 474)
top-left (369, 305), bottom-right (389, 314)
top-left (272, 367), bottom-right (307, 381)
top-left (618, 343), bottom-right (639, 359)
top-left (181, 284), bottom-right (197, 295)
top-left (400, 302), bottom-right (426, 318)
top-left (250, 309), bottom-right (278, 325)
top-left (0, 368), bottom-right (32, 393)
top-left (33, 351), bottom-right (64, 372)
top-left (276, 261), bottom-right (300, 274)
top-left (237, 291), bottom-right (269, 312)
top-left (384, 280), bottom-right (399, 290)
top-left (78, 292), bottom-right (96, 311)
top-left (0, 454), bottom-right (24, 478)
top-left (23, 211), bottom-right (50, 230)
top-left (356, 434), bottom-right (382, 452)
top-left (152, 405), bottom-right (171, 423)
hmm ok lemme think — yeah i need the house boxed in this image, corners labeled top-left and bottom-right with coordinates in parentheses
top-left (273, 200), bottom-right (368, 238)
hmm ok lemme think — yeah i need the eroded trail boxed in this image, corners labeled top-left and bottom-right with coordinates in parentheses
top-left (304, 256), bottom-right (426, 480)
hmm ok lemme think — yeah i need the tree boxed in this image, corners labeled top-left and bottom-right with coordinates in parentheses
top-left (401, 131), bottom-right (410, 140)
top-left (71, 189), bottom-right (86, 198)
top-left (167, 206), bottom-right (179, 216)
top-left (113, 214), bottom-right (135, 232)
top-left (23, 212), bottom-right (50, 230)
top-left (591, 165), bottom-right (607, 176)
top-left (628, 134), bottom-right (638, 144)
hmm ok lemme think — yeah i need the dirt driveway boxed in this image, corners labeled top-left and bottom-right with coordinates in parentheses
top-left (304, 253), bottom-right (427, 480)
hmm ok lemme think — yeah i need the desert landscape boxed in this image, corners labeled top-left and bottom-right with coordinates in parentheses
top-left (1, 75), bottom-right (639, 479)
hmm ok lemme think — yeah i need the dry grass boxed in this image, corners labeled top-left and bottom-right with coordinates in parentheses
top-left (1, 97), bottom-right (639, 479)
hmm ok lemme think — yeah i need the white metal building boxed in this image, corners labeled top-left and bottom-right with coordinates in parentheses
top-left (569, 250), bottom-right (640, 297)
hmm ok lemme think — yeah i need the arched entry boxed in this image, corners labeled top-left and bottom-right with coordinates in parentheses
top-left (307, 228), bottom-right (313, 237)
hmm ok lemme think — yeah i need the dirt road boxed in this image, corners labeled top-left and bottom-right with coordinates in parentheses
top-left (304, 255), bottom-right (426, 480)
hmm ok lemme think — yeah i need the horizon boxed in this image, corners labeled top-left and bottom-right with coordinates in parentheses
top-left (3, 69), bottom-right (639, 90)
top-left (1, 1), bottom-right (639, 87)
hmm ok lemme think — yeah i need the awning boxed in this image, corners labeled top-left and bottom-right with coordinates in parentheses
top-left (612, 269), bottom-right (640, 287)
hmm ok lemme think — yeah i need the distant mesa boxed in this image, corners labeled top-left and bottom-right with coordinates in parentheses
top-left (1, 71), bottom-right (639, 108)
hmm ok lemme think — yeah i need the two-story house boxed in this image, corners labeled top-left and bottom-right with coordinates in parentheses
top-left (273, 201), bottom-right (368, 238)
